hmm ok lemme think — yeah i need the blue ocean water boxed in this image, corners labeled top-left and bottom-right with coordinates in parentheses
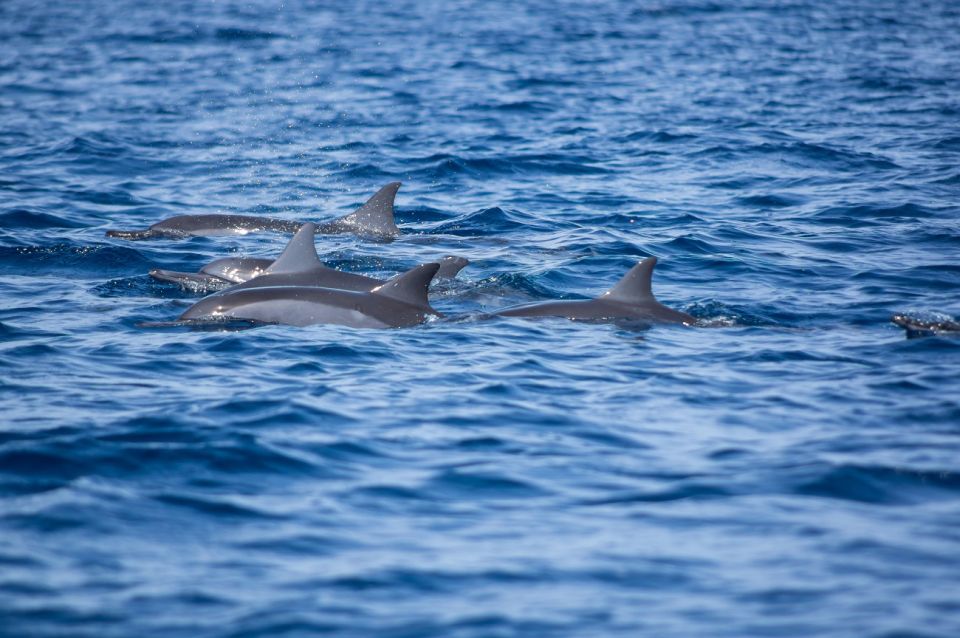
top-left (2, 0), bottom-right (960, 635)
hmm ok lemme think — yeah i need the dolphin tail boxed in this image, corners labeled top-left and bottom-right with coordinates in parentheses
top-left (321, 182), bottom-right (401, 237)
top-left (436, 255), bottom-right (469, 279)
top-left (371, 262), bottom-right (441, 308)
top-left (264, 223), bottom-right (321, 274)
top-left (106, 228), bottom-right (158, 240)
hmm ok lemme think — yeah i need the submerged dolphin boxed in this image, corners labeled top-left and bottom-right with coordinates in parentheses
top-left (496, 258), bottom-right (694, 325)
top-left (106, 182), bottom-right (402, 240)
top-left (178, 262), bottom-right (442, 328)
top-left (149, 222), bottom-right (469, 291)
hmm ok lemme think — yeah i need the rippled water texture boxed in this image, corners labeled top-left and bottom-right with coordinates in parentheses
top-left (2, 1), bottom-right (960, 636)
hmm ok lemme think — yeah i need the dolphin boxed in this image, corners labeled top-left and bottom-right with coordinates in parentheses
top-left (149, 257), bottom-right (275, 289)
top-left (178, 262), bottom-right (442, 328)
top-left (891, 313), bottom-right (960, 338)
top-left (149, 222), bottom-right (469, 291)
top-left (106, 182), bottom-right (402, 240)
top-left (496, 258), bottom-right (694, 325)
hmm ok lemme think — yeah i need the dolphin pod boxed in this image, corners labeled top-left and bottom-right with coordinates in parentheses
top-left (108, 181), bottom-right (938, 335)
top-left (107, 182), bottom-right (401, 240)
top-left (173, 256), bottom-right (690, 329)
top-left (168, 227), bottom-right (690, 328)
top-left (114, 180), bottom-right (697, 330)
top-left (149, 223), bottom-right (469, 291)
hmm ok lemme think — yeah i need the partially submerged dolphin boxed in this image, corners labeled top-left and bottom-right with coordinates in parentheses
top-left (891, 313), bottom-right (960, 338)
top-left (107, 182), bottom-right (402, 240)
top-left (178, 262), bottom-right (442, 328)
top-left (149, 222), bottom-right (469, 291)
top-left (496, 258), bottom-right (694, 325)
top-left (150, 257), bottom-right (275, 289)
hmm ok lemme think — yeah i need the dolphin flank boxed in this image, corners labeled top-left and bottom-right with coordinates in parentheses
top-left (496, 258), bottom-right (694, 325)
top-left (107, 182), bottom-right (402, 240)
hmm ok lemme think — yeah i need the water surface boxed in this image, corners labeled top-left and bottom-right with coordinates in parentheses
top-left (2, 1), bottom-right (960, 636)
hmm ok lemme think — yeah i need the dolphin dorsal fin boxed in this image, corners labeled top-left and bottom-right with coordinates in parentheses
top-left (265, 223), bottom-right (320, 274)
top-left (436, 255), bottom-right (469, 279)
top-left (371, 262), bottom-right (440, 307)
top-left (335, 182), bottom-right (401, 237)
top-left (600, 257), bottom-right (658, 303)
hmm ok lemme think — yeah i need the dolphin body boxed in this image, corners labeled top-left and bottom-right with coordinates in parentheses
top-left (106, 182), bottom-right (402, 240)
top-left (150, 257), bottom-right (275, 290)
top-left (496, 258), bottom-right (694, 325)
top-left (178, 262), bottom-right (442, 328)
top-left (891, 313), bottom-right (960, 338)
top-left (149, 223), bottom-right (469, 291)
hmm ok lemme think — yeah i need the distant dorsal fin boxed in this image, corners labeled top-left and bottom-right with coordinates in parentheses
top-left (371, 262), bottom-right (440, 307)
top-left (265, 223), bottom-right (320, 274)
top-left (333, 182), bottom-right (401, 237)
top-left (600, 257), bottom-right (658, 303)
top-left (436, 255), bottom-right (469, 279)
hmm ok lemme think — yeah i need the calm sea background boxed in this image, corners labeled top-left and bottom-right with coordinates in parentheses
top-left (2, 1), bottom-right (960, 636)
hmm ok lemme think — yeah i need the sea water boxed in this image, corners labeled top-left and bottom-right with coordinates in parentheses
top-left (1, 1), bottom-right (959, 636)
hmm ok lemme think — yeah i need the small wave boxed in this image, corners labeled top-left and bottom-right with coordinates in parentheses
top-left (471, 100), bottom-right (557, 114)
top-left (631, 3), bottom-right (727, 18)
top-left (685, 301), bottom-right (777, 327)
top-left (662, 235), bottom-right (719, 254)
top-left (735, 193), bottom-right (806, 209)
top-left (425, 468), bottom-right (549, 499)
top-left (233, 533), bottom-right (359, 558)
top-left (504, 77), bottom-right (578, 90)
top-left (214, 27), bottom-right (283, 41)
top-left (795, 464), bottom-right (960, 505)
top-left (691, 141), bottom-right (900, 171)
top-left (465, 271), bottom-right (566, 301)
top-left (94, 276), bottom-right (199, 299)
top-left (427, 206), bottom-right (527, 235)
top-left (62, 134), bottom-right (127, 158)
top-left (621, 130), bottom-right (698, 144)
top-left (0, 322), bottom-right (66, 341)
top-left (813, 203), bottom-right (936, 223)
top-left (410, 153), bottom-right (611, 181)
top-left (0, 209), bottom-right (85, 229)
top-left (0, 244), bottom-right (152, 275)
top-left (584, 483), bottom-right (730, 505)
top-left (154, 493), bottom-right (284, 520)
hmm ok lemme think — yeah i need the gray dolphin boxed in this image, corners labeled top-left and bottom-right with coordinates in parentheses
top-left (178, 262), bottom-right (442, 328)
top-left (496, 258), bottom-right (694, 325)
top-left (149, 222), bottom-right (469, 290)
top-left (107, 182), bottom-right (402, 240)
top-left (150, 257), bottom-right (275, 289)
